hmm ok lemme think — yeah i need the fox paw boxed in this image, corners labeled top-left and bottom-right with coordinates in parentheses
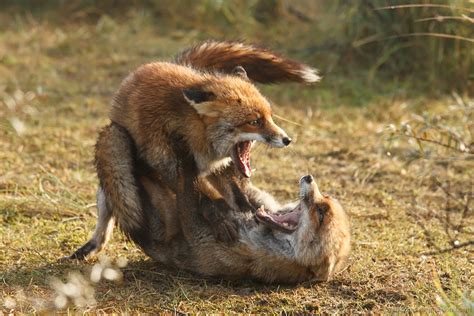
top-left (213, 218), bottom-right (239, 244)
top-left (68, 240), bottom-right (98, 260)
top-left (202, 208), bottom-right (239, 244)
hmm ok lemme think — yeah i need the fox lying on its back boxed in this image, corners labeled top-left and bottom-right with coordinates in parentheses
top-left (70, 41), bottom-right (319, 259)
top-left (139, 151), bottom-right (351, 283)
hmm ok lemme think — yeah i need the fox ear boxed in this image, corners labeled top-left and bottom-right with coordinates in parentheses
top-left (232, 66), bottom-right (248, 80)
top-left (183, 88), bottom-right (215, 104)
top-left (183, 88), bottom-right (220, 117)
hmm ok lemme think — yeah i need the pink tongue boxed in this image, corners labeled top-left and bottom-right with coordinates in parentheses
top-left (274, 211), bottom-right (300, 226)
top-left (238, 142), bottom-right (251, 177)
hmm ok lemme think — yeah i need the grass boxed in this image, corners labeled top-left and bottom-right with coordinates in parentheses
top-left (1, 7), bottom-right (473, 314)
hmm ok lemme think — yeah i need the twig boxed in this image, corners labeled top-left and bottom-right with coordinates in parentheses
top-left (358, 33), bottom-right (474, 46)
top-left (410, 211), bottom-right (442, 252)
top-left (374, 4), bottom-right (474, 14)
top-left (443, 181), bottom-right (453, 241)
top-left (434, 178), bottom-right (470, 208)
top-left (421, 240), bottom-right (474, 256)
top-left (415, 15), bottom-right (474, 23)
top-left (406, 134), bottom-right (470, 154)
top-left (456, 185), bottom-right (473, 232)
top-left (287, 5), bottom-right (314, 23)
top-left (384, 33), bottom-right (474, 43)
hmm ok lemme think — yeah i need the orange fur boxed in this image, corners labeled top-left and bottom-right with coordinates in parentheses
top-left (70, 41), bottom-right (318, 259)
top-left (111, 62), bottom-right (287, 179)
top-left (175, 41), bottom-right (321, 84)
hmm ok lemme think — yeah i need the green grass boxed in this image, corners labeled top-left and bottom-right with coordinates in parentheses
top-left (1, 8), bottom-right (473, 314)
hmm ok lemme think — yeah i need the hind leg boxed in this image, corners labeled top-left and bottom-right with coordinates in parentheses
top-left (69, 188), bottom-right (115, 260)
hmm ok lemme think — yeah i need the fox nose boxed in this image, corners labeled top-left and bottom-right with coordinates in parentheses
top-left (282, 137), bottom-right (292, 146)
top-left (302, 175), bottom-right (313, 183)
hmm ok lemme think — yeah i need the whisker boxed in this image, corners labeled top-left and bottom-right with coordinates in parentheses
top-left (273, 114), bottom-right (303, 127)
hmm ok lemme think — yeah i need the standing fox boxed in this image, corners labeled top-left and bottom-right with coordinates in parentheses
top-left (70, 41), bottom-right (320, 259)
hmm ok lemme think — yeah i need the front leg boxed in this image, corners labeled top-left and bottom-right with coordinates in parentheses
top-left (175, 151), bottom-right (202, 241)
top-left (243, 181), bottom-right (282, 213)
top-left (196, 177), bottom-right (239, 243)
top-left (206, 167), bottom-right (256, 213)
top-left (173, 141), bottom-right (238, 243)
top-left (230, 176), bottom-right (257, 213)
top-left (243, 180), bottom-right (308, 221)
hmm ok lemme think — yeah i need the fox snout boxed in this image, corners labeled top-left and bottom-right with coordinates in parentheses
top-left (301, 175), bottom-right (313, 184)
top-left (264, 121), bottom-right (291, 148)
top-left (266, 134), bottom-right (291, 148)
top-left (237, 117), bottom-right (292, 148)
top-left (300, 174), bottom-right (324, 203)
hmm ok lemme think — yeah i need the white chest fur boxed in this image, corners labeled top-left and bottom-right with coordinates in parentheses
top-left (197, 156), bottom-right (232, 176)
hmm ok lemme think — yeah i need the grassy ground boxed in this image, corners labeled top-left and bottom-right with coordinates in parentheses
top-left (1, 11), bottom-right (473, 314)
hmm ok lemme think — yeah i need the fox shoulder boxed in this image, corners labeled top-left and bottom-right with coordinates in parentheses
top-left (174, 40), bottom-right (320, 84)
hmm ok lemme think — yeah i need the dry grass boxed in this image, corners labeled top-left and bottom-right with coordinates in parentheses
top-left (1, 10), bottom-right (473, 314)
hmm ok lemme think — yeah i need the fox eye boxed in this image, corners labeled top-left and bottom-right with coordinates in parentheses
top-left (318, 211), bottom-right (324, 225)
top-left (315, 203), bottom-right (329, 225)
top-left (248, 118), bottom-right (262, 127)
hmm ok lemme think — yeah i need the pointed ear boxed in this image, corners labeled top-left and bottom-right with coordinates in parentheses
top-left (182, 88), bottom-right (220, 117)
top-left (232, 66), bottom-right (248, 80)
top-left (182, 88), bottom-right (215, 105)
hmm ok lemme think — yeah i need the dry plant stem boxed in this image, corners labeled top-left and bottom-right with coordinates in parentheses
top-left (422, 240), bottom-right (474, 256)
top-left (374, 4), bottom-right (474, 13)
top-left (408, 134), bottom-right (470, 154)
top-left (415, 15), bottom-right (474, 23)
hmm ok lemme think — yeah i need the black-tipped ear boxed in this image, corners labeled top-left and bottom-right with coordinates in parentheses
top-left (232, 66), bottom-right (248, 80)
top-left (182, 88), bottom-right (215, 104)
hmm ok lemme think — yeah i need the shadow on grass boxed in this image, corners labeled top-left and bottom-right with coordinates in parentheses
top-left (2, 258), bottom-right (407, 311)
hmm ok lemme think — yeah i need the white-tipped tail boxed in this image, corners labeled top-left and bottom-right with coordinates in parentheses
top-left (174, 40), bottom-right (321, 85)
top-left (297, 66), bottom-right (322, 83)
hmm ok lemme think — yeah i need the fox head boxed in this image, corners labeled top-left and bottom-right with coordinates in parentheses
top-left (182, 66), bottom-right (291, 177)
top-left (296, 175), bottom-right (351, 281)
top-left (255, 175), bottom-right (351, 281)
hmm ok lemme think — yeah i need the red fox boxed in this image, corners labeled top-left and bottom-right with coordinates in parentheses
top-left (139, 155), bottom-right (351, 283)
top-left (70, 41), bottom-right (319, 259)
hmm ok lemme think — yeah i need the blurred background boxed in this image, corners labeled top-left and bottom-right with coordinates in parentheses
top-left (0, 0), bottom-right (472, 106)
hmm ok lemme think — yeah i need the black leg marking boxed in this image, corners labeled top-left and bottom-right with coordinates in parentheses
top-left (69, 240), bottom-right (98, 260)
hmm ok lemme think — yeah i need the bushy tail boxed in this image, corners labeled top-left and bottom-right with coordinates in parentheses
top-left (95, 123), bottom-right (150, 246)
top-left (174, 41), bottom-right (320, 84)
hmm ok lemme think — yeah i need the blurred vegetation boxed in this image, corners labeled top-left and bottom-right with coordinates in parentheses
top-left (0, 0), bottom-right (472, 102)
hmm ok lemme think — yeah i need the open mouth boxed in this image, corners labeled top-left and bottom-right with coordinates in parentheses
top-left (231, 141), bottom-right (253, 178)
top-left (256, 205), bottom-right (302, 233)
